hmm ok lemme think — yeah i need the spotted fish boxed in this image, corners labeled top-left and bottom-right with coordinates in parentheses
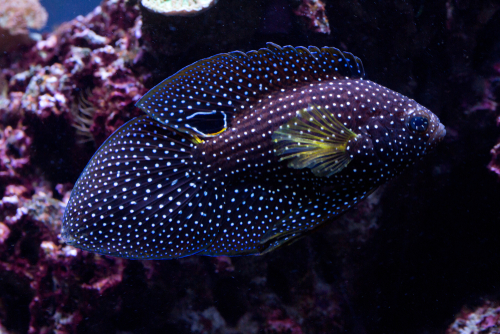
top-left (61, 43), bottom-right (446, 259)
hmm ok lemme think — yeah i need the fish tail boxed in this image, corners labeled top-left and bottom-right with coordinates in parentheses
top-left (62, 116), bottom-right (223, 259)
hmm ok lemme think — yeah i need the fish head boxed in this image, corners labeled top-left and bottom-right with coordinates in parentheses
top-left (351, 98), bottom-right (446, 174)
top-left (405, 102), bottom-right (446, 149)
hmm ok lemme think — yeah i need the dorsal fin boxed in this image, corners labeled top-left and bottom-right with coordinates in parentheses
top-left (136, 42), bottom-right (365, 137)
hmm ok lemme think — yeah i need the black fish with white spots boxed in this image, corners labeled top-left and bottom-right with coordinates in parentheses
top-left (61, 43), bottom-right (446, 259)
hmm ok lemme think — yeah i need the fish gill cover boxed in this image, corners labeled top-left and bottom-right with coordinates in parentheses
top-left (61, 43), bottom-right (446, 259)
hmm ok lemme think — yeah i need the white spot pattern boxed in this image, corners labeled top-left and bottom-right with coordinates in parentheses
top-left (136, 42), bottom-right (364, 137)
top-left (62, 44), bottom-right (445, 259)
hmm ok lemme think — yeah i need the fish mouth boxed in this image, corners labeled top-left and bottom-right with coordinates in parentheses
top-left (431, 123), bottom-right (446, 143)
top-left (428, 123), bottom-right (446, 145)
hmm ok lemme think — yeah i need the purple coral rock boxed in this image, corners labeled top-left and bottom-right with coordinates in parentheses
top-left (447, 302), bottom-right (500, 334)
top-left (293, 0), bottom-right (331, 34)
top-left (0, 223), bottom-right (10, 245)
top-left (0, 125), bottom-right (32, 181)
top-left (266, 310), bottom-right (304, 334)
top-left (488, 142), bottom-right (500, 177)
top-left (0, 1), bottom-right (154, 332)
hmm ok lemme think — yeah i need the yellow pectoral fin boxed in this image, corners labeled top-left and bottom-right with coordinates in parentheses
top-left (272, 105), bottom-right (358, 177)
top-left (190, 134), bottom-right (205, 144)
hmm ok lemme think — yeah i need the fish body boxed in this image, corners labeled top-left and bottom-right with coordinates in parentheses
top-left (62, 43), bottom-right (445, 259)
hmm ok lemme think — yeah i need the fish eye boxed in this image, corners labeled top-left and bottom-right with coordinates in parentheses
top-left (409, 116), bottom-right (429, 132)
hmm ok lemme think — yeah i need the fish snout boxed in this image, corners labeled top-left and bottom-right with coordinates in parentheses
top-left (430, 122), bottom-right (446, 143)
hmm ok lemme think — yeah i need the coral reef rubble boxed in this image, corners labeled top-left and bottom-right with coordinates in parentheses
top-left (293, 0), bottom-right (330, 34)
top-left (447, 301), bottom-right (500, 334)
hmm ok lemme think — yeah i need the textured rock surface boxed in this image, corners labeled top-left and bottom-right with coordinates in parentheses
top-left (446, 302), bottom-right (500, 334)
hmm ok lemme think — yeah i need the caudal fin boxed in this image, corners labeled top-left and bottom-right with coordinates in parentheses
top-left (62, 116), bottom-right (224, 259)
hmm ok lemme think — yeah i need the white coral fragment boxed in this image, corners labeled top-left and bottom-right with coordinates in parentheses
top-left (0, 0), bottom-right (48, 33)
top-left (141, 0), bottom-right (218, 16)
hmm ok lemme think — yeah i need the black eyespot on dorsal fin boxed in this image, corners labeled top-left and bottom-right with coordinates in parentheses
top-left (136, 43), bottom-right (365, 137)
